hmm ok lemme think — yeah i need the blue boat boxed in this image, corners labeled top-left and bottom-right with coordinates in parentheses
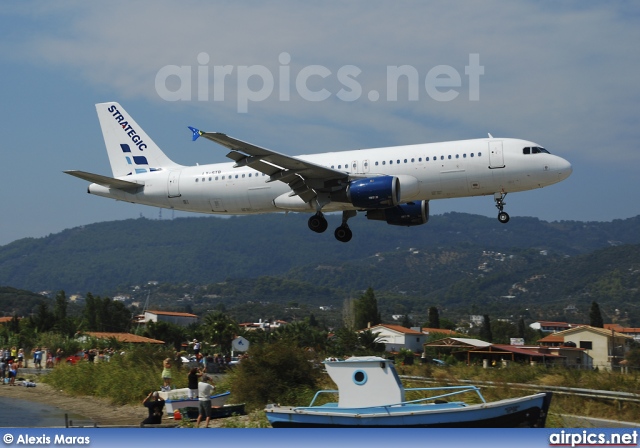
top-left (265, 356), bottom-right (552, 428)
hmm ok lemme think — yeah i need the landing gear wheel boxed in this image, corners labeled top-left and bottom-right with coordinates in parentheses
top-left (494, 192), bottom-right (510, 224)
top-left (334, 225), bottom-right (353, 243)
top-left (308, 213), bottom-right (328, 233)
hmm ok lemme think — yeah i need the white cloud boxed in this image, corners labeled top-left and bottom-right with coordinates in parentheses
top-left (0, 1), bottom-right (636, 160)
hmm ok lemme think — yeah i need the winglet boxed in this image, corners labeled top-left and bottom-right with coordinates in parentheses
top-left (188, 126), bottom-right (202, 141)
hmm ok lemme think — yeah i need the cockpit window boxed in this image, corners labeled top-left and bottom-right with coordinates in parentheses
top-left (523, 146), bottom-right (550, 155)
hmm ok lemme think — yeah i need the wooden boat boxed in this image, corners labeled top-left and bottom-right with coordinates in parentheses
top-left (264, 356), bottom-right (552, 428)
top-left (158, 388), bottom-right (230, 414)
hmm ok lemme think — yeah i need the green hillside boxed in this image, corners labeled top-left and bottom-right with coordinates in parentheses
top-left (0, 213), bottom-right (639, 326)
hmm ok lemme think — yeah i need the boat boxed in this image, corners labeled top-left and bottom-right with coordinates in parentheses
top-left (264, 356), bottom-right (552, 428)
top-left (158, 388), bottom-right (230, 414)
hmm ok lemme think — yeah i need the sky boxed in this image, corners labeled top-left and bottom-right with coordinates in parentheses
top-left (1, 1), bottom-right (639, 246)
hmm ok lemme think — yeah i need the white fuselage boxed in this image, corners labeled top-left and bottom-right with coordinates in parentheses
top-left (87, 137), bottom-right (571, 215)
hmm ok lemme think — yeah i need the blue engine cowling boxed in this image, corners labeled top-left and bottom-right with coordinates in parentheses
top-left (347, 176), bottom-right (399, 209)
top-left (366, 200), bottom-right (429, 226)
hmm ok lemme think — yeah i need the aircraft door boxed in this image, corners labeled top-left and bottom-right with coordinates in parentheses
top-left (489, 141), bottom-right (505, 169)
top-left (168, 171), bottom-right (181, 197)
top-left (351, 160), bottom-right (358, 173)
top-left (362, 160), bottom-right (370, 173)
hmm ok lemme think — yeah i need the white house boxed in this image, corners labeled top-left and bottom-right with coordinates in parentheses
top-left (538, 325), bottom-right (631, 371)
top-left (360, 324), bottom-right (426, 353)
top-left (142, 310), bottom-right (199, 327)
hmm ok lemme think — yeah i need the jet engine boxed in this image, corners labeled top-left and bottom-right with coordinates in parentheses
top-left (346, 175), bottom-right (419, 208)
top-left (366, 200), bottom-right (429, 226)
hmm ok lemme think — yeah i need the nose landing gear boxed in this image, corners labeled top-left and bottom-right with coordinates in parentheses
top-left (494, 192), bottom-right (510, 224)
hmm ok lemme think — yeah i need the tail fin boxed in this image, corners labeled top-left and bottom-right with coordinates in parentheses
top-left (95, 102), bottom-right (182, 177)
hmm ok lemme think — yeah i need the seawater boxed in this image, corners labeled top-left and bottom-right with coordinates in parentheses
top-left (0, 396), bottom-right (90, 427)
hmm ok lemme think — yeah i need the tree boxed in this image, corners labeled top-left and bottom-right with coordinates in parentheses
top-left (589, 301), bottom-right (604, 328)
top-left (330, 326), bottom-right (359, 357)
top-left (273, 321), bottom-right (328, 352)
top-left (30, 301), bottom-right (54, 333)
top-left (517, 317), bottom-right (526, 339)
top-left (625, 342), bottom-right (640, 369)
top-left (202, 311), bottom-right (239, 355)
top-left (53, 290), bottom-right (74, 337)
top-left (81, 293), bottom-right (131, 333)
top-left (53, 290), bottom-right (67, 321)
top-left (342, 297), bottom-right (356, 330)
top-left (439, 318), bottom-right (457, 331)
top-left (490, 320), bottom-right (518, 345)
top-left (354, 288), bottom-right (381, 330)
top-left (427, 307), bottom-right (440, 328)
top-left (478, 314), bottom-right (493, 342)
top-left (230, 339), bottom-right (320, 408)
top-left (357, 329), bottom-right (386, 353)
top-left (144, 321), bottom-right (187, 351)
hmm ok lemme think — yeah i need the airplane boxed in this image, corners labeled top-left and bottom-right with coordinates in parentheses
top-left (65, 102), bottom-right (572, 243)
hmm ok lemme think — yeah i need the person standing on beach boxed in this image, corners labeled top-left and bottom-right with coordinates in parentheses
top-left (195, 375), bottom-right (215, 428)
top-left (34, 347), bottom-right (43, 369)
top-left (188, 367), bottom-right (201, 399)
top-left (190, 339), bottom-right (201, 357)
top-left (7, 360), bottom-right (17, 386)
top-left (161, 358), bottom-right (172, 391)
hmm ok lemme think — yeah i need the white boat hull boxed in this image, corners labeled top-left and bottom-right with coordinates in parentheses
top-left (265, 392), bottom-right (552, 428)
top-left (159, 389), bottom-right (230, 414)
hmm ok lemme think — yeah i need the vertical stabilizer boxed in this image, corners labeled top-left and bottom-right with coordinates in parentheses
top-left (95, 102), bottom-right (182, 177)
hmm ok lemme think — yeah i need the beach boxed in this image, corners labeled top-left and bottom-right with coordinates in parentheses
top-left (0, 382), bottom-right (145, 427)
top-left (0, 378), bottom-right (251, 428)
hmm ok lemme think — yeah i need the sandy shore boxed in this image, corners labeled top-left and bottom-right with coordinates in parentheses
top-left (0, 379), bottom-right (245, 428)
top-left (0, 381), bottom-right (147, 427)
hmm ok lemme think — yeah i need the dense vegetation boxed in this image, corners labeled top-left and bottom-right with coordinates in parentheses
top-left (1, 213), bottom-right (640, 294)
top-left (40, 341), bottom-right (640, 426)
top-left (1, 214), bottom-right (640, 328)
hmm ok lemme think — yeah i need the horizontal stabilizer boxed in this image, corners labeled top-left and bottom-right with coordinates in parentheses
top-left (188, 126), bottom-right (202, 141)
top-left (64, 170), bottom-right (143, 191)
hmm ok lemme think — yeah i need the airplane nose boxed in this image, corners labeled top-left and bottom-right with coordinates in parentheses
top-left (557, 157), bottom-right (572, 181)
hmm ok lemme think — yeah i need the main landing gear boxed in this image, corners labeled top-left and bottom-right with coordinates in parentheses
top-left (494, 192), bottom-right (510, 224)
top-left (308, 212), bottom-right (328, 233)
top-left (308, 210), bottom-right (356, 243)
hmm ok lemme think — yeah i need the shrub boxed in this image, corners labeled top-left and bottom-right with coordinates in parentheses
top-left (227, 340), bottom-right (320, 410)
top-left (43, 344), bottom-right (182, 405)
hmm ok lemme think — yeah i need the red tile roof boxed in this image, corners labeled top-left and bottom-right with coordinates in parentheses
top-left (0, 317), bottom-right (18, 324)
top-left (604, 324), bottom-right (640, 334)
top-left (367, 324), bottom-right (423, 335)
top-left (83, 332), bottom-right (164, 344)
top-left (146, 310), bottom-right (198, 318)
top-left (422, 328), bottom-right (457, 335)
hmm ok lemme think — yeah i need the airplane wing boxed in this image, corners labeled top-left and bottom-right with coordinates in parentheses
top-left (64, 170), bottom-right (143, 191)
top-left (189, 127), bottom-right (349, 203)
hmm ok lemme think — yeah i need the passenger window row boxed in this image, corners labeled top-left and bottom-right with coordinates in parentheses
top-left (194, 151), bottom-right (485, 182)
